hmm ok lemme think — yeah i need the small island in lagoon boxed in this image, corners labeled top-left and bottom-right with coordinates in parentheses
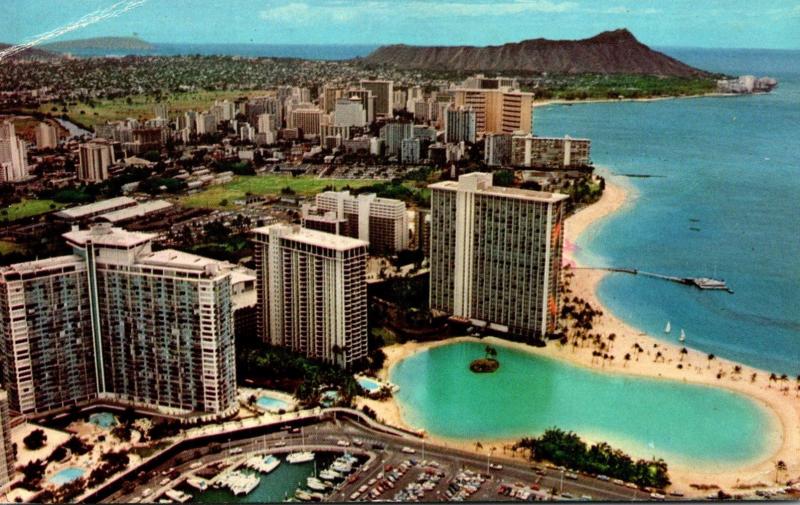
top-left (469, 345), bottom-right (500, 373)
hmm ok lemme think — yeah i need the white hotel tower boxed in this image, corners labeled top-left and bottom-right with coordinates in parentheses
top-left (429, 173), bottom-right (568, 339)
top-left (252, 224), bottom-right (368, 368)
top-left (0, 224), bottom-right (237, 417)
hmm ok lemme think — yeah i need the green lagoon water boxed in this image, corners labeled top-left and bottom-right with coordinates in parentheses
top-left (390, 341), bottom-right (778, 468)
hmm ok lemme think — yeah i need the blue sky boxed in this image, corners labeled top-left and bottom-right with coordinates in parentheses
top-left (2, 0), bottom-right (799, 49)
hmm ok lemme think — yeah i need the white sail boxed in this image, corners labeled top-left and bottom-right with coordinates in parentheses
top-left (664, 321), bottom-right (671, 333)
top-left (679, 329), bottom-right (686, 342)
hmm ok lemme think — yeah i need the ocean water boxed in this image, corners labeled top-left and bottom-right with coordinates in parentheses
top-left (390, 341), bottom-right (777, 468)
top-left (55, 43), bottom-right (377, 60)
top-left (534, 48), bottom-right (800, 375)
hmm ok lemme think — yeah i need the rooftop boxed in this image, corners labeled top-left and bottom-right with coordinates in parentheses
top-left (98, 200), bottom-right (172, 223)
top-left (252, 223), bottom-right (369, 252)
top-left (429, 178), bottom-right (568, 204)
top-left (63, 224), bottom-right (155, 248)
top-left (54, 196), bottom-right (136, 220)
top-left (0, 255), bottom-right (83, 277)
top-left (139, 248), bottom-right (224, 273)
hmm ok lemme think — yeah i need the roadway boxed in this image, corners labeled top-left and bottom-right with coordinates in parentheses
top-left (108, 416), bottom-right (664, 502)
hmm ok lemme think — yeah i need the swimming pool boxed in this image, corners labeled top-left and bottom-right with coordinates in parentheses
top-left (357, 377), bottom-right (382, 392)
top-left (256, 395), bottom-right (290, 412)
top-left (49, 467), bottom-right (86, 486)
top-left (88, 412), bottom-right (118, 428)
top-left (320, 390), bottom-right (339, 407)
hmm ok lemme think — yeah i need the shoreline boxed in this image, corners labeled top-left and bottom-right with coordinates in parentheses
top-left (361, 175), bottom-right (800, 496)
top-left (531, 92), bottom-right (741, 109)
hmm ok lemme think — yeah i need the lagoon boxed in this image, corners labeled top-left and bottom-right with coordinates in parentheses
top-left (390, 341), bottom-right (777, 469)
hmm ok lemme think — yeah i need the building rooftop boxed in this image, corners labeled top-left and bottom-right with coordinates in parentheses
top-left (0, 255), bottom-right (83, 277)
top-left (429, 178), bottom-right (569, 204)
top-left (63, 224), bottom-right (155, 248)
top-left (139, 248), bottom-right (224, 273)
top-left (54, 196), bottom-right (136, 220)
top-left (252, 223), bottom-right (368, 251)
top-left (98, 200), bottom-right (172, 223)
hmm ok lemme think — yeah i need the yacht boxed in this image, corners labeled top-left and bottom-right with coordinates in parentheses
top-left (287, 451), bottom-right (315, 464)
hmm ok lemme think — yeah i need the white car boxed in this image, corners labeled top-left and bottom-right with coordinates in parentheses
top-left (229, 447), bottom-right (243, 454)
top-left (337, 439), bottom-right (350, 447)
top-left (489, 463), bottom-right (503, 470)
top-left (401, 446), bottom-right (416, 454)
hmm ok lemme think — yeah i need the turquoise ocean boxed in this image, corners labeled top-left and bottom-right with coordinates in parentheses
top-left (535, 48), bottom-right (800, 375)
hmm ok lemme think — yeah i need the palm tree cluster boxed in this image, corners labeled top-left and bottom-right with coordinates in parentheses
top-left (514, 428), bottom-right (670, 489)
top-left (237, 340), bottom-right (360, 407)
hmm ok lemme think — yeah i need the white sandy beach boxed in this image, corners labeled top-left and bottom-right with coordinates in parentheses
top-left (358, 176), bottom-right (800, 496)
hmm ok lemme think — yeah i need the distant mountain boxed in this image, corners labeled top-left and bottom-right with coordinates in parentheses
top-left (42, 36), bottom-right (153, 52)
top-left (0, 43), bottom-right (61, 60)
top-left (363, 29), bottom-right (710, 77)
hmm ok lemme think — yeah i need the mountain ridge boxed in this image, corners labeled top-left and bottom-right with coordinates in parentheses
top-left (42, 36), bottom-right (153, 52)
top-left (363, 29), bottom-right (710, 77)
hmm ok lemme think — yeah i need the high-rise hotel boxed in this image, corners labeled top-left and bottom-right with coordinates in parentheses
top-left (429, 173), bottom-right (568, 338)
top-left (0, 224), bottom-right (237, 417)
top-left (252, 224), bottom-right (368, 368)
top-left (0, 390), bottom-right (13, 490)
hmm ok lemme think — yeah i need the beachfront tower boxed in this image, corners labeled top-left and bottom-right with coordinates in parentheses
top-left (429, 173), bottom-right (568, 339)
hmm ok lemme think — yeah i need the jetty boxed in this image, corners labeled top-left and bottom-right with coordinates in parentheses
top-left (579, 267), bottom-right (734, 293)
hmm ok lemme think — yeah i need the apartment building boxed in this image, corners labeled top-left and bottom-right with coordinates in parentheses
top-left (0, 391), bottom-right (12, 489)
top-left (315, 191), bottom-right (409, 254)
top-left (450, 83), bottom-right (534, 135)
top-left (251, 224), bottom-right (368, 368)
top-left (511, 134), bottom-right (592, 169)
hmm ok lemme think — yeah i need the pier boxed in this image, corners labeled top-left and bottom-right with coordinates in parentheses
top-left (577, 267), bottom-right (734, 293)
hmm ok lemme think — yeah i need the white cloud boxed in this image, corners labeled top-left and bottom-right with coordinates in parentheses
top-left (259, 0), bottom-right (580, 25)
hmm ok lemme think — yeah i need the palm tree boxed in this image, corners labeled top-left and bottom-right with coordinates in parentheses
top-left (679, 347), bottom-right (688, 362)
top-left (624, 353), bottom-right (631, 367)
top-left (775, 460), bottom-right (787, 484)
top-left (707, 353), bottom-right (715, 369)
top-left (751, 372), bottom-right (758, 383)
top-left (768, 373), bottom-right (778, 388)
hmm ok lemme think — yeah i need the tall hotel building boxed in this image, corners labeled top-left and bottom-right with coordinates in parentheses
top-left (0, 390), bottom-right (13, 489)
top-left (359, 80), bottom-right (394, 117)
top-left (315, 191), bottom-right (409, 254)
top-left (78, 139), bottom-right (115, 182)
top-left (429, 173), bottom-right (568, 338)
top-left (449, 76), bottom-right (534, 135)
top-left (252, 224), bottom-right (368, 368)
top-left (0, 121), bottom-right (29, 182)
top-left (0, 224), bottom-right (237, 417)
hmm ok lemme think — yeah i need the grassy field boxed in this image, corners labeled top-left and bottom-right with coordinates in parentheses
top-left (29, 89), bottom-right (274, 130)
top-left (0, 241), bottom-right (23, 255)
top-left (178, 175), bottom-right (376, 209)
top-left (2, 199), bottom-right (63, 221)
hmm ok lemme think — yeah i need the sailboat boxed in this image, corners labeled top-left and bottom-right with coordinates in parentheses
top-left (664, 321), bottom-right (671, 334)
top-left (679, 329), bottom-right (686, 343)
top-left (286, 427), bottom-right (315, 464)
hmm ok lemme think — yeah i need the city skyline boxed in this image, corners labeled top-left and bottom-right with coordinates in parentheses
top-left (1, 0), bottom-right (800, 50)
